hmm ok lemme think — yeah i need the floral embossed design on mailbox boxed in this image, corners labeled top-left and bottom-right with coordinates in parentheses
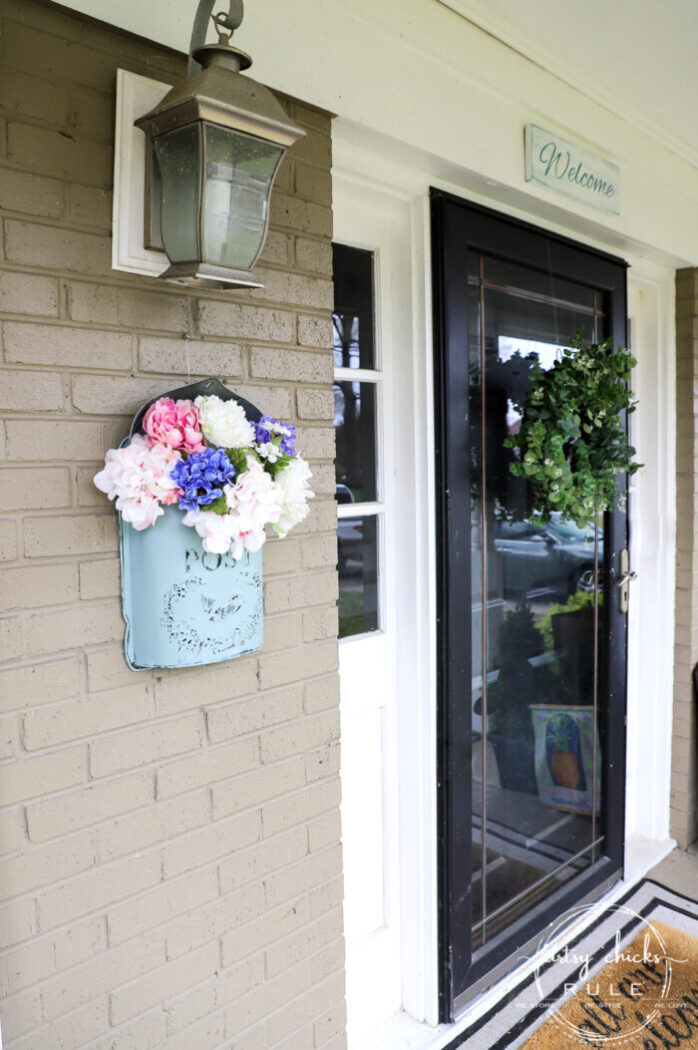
top-left (94, 378), bottom-right (313, 671)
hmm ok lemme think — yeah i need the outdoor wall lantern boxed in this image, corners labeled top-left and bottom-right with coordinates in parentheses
top-left (134, 0), bottom-right (306, 289)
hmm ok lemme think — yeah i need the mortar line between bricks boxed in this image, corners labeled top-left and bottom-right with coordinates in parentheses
top-left (0, 817), bottom-right (338, 941)
top-left (12, 706), bottom-right (335, 774)
top-left (230, 966), bottom-right (345, 1038)
top-left (0, 6), bottom-right (185, 67)
top-left (0, 63), bottom-right (177, 99)
top-left (2, 216), bottom-right (331, 277)
top-left (0, 310), bottom-right (333, 339)
top-left (0, 131), bottom-right (117, 160)
top-left (0, 909), bottom-right (341, 1011)
top-left (0, 209), bottom-right (112, 242)
top-left (20, 696), bottom-right (321, 758)
top-left (0, 249), bottom-right (330, 280)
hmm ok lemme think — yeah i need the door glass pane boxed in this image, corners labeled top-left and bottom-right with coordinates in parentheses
top-left (482, 256), bottom-right (597, 311)
top-left (338, 515), bottom-right (379, 638)
top-left (334, 380), bottom-right (377, 503)
top-left (471, 257), bottom-right (606, 947)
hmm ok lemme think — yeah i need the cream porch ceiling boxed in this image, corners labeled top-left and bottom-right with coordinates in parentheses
top-left (58, 0), bottom-right (698, 167)
top-left (439, 0), bottom-right (698, 166)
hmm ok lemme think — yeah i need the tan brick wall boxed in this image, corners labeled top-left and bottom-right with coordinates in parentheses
top-left (672, 268), bottom-right (698, 848)
top-left (0, 1), bottom-right (344, 1046)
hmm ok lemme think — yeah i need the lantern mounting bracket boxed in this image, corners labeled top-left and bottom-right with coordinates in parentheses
top-left (212, 1), bottom-right (244, 44)
top-left (188, 0), bottom-right (244, 73)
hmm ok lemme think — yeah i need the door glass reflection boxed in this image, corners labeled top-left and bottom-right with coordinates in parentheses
top-left (470, 257), bottom-right (606, 948)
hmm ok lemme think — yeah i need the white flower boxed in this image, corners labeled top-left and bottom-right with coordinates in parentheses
top-left (195, 394), bottom-right (255, 449)
top-left (255, 441), bottom-right (282, 463)
top-left (225, 455), bottom-right (282, 558)
top-left (181, 509), bottom-right (239, 554)
top-left (268, 421), bottom-right (292, 438)
top-left (182, 455), bottom-right (283, 559)
top-left (270, 456), bottom-right (314, 539)
top-left (93, 434), bottom-right (181, 531)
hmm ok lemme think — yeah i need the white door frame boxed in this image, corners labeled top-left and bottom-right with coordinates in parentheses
top-left (334, 171), bottom-right (437, 1040)
top-left (333, 118), bottom-right (678, 1047)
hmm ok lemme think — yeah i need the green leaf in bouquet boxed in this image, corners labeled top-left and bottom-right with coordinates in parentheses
top-left (207, 494), bottom-right (229, 516)
top-left (225, 448), bottom-right (250, 476)
top-left (264, 453), bottom-right (291, 479)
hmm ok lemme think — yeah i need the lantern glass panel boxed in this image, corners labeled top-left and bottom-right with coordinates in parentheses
top-left (153, 124), bottom-right (201, 262)
top-left (202, 124), bottom-right (284, 270)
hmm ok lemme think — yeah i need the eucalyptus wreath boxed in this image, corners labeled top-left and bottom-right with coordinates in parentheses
top-left (504, 338), bottom-right (640, 528)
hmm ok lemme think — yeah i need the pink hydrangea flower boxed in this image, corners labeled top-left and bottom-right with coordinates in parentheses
top-left (143, 397), bottom-right (205, 453)
top-left (94, 434), bottom-right (181, 530)
top-left (225, 455), bottom-right (282, 558)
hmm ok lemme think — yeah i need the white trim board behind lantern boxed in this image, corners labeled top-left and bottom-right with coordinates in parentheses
top-left (112, 69), bottom-right (170, 278)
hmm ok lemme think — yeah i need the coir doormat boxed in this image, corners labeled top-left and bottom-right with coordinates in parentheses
top-left (451, 880), bottom-right (698, 1050)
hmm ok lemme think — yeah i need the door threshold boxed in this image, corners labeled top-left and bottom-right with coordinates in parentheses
top-left (349, 836), bottom-right (674, 1050)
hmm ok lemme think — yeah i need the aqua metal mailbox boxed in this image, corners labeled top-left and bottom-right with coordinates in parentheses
top-left (120, 503), bottom-right (264, 671)
top-left (95, 376), bottom-right (313, 672)
top-left (119, 378), bottom-right (264, 671)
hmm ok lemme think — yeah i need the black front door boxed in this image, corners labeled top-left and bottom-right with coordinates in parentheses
top-left (431, 191), bottom-right (629, 1018)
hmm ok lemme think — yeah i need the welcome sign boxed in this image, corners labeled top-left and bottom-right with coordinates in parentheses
top-left (525, 124), bottom-right (620, 215)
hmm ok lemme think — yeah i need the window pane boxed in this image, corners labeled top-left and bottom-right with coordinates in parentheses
top-left (153, 124), bottom-right (201, 262)
top-left (334, 380), bottom-right (377, 503)
top-left (202, 124), bottom-right (282, 269)
top-left (332, 244), bottom-right (375, 370)
top-left (338, 515), bottom-right (379, 638)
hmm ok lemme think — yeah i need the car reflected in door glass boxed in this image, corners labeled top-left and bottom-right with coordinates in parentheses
top-left (494, 516), bottom-right (602, 600)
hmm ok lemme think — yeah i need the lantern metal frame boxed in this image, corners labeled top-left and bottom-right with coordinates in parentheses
top-left (134, 1), bottom-right (306, 289)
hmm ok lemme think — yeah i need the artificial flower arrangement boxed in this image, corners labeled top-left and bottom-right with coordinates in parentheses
top-left (94, 392), bottom-right (314, 558)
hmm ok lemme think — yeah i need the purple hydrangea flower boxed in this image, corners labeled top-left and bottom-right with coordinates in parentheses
top-left (255, 416), bottom-right (296, 456)
top-left (171, 447), bottom-right (236, 511)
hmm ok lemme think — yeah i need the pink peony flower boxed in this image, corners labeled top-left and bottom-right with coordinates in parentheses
top-left (175, 402), bottom-right (205, 453)
top-left (94, 434), bottom-right (181, 530)
top-left (143, 397), bottom-right (204, 453)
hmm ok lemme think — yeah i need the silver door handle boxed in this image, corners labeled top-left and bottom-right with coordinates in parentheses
top-left (617, 549), bottom-right (635, 613)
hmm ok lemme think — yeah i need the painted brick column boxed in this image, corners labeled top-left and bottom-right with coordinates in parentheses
top-left (672, 268), bottom-right (698, 848)
top-left (0, 0), bottom-right (345, 1046)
